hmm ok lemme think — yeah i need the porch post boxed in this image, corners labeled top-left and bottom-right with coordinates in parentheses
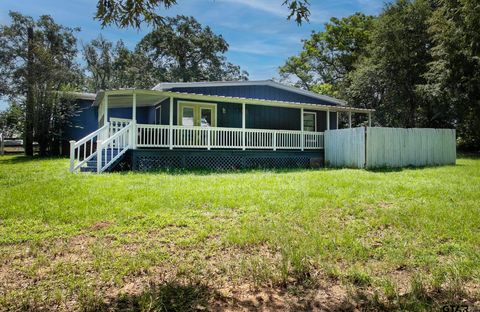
top-left (336, 111), bottom-right (339, 129)
top-left (326, 109), bottom-right (330, 130)
top-left (349, 111), bottom-right (352, 128)
top-left (242, 103), bottom-right (246, 150)
top-left (132, 91), bottom-right (137, 148)
top-left (69, 140), bottom-right (75, 172)
top-left (104, 94), bottom-right (109, 126)
top-left (169, 96), bottom-right (173, 150)
top-left (300, 107), bottom-right (304, 151)
top-left (368, 112), bottom-right (372, 127)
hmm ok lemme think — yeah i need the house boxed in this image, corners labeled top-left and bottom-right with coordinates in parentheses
top-left (67, 80), bottom-right (373, 172)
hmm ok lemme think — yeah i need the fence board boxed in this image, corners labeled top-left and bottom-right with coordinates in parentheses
top-left (366, 127), bottom-right (456, 168)
top-left (325, 127), bottom-right (456, 169)
top-left (325, 127), bottom-right (365, 168)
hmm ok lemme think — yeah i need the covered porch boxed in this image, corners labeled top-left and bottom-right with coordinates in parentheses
top-left (96, 89), bottom-right (373, 151)
top-left (70, 89), bottom-right (373, 172)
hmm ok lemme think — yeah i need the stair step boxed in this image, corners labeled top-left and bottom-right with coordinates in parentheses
top-left (80, 167), bottom-right (97, 172)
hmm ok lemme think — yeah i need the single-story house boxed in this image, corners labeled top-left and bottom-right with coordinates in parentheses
top-left (67, 80), bottom-right (373, 172)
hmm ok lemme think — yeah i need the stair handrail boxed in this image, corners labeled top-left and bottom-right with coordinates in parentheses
top-left (97, 122), bottom-right (133, 173)
top-left (69, 123), bottom-right (109, 172)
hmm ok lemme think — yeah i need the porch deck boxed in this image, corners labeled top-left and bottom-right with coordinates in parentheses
top-left (70, 122), bottom-right (325, 172)
top-left (69, 88), bottom-right (373, 173)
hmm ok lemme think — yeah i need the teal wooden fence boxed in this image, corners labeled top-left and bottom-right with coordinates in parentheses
top-left (325, 127), bottom-right (456, 168)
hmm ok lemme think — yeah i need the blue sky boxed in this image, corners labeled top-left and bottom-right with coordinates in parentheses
top-left (0, 0), bottom-right (385, 110)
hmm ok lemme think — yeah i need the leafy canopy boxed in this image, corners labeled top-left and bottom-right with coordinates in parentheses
top-left (95, 0), bottom-right (310, 28)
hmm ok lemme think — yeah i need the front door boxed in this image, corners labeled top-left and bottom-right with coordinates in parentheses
top-left (178, 102), bottom-right (217, 127)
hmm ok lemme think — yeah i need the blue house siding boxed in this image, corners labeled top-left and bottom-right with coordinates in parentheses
top-left (145, 98), bottom-right (336, 131)
top-left (65, 96), bottom-right (337, 143)
top-left (108, 107), bottom-right (153, 124)
top-left (167, 85), bottom-right (338, 106)
top-left (63, 99), bottom-right (98, 141)
top-left (169, 98), bottom-right (304, 130)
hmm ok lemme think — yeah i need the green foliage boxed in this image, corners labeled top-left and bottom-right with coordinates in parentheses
top-left (0, 101), bottom-right (23, 137)
top-left (83, 35), bottom-right (160, 91)
top-left (419, 0), bottom-right (480, 149)
top-left (282, 0), bottom-right (480, 147)
top-left (0, 12), bottom-right (83, 155)
top-left (279, 13), bottom-right (374, 92)
top-left (138, 15), bottom-right (248, 83)
top-left (84, 16), bottom-right (248, 92)
top-left (346, 0), bottom-right (434, 127)
top-left (94, 0), bottom-right (310, 28)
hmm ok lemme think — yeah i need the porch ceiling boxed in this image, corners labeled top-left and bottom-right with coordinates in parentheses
top-left (98, 92), bottom-right (168, 107)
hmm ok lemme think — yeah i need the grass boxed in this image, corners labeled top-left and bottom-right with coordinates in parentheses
top-left (0, 155), bottom-right (479, 311)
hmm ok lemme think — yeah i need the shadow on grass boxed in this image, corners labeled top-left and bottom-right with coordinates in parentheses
top-left (115, 166), bottom-right (333, 176)
top-left (77, 280), bottom-right (356, 312)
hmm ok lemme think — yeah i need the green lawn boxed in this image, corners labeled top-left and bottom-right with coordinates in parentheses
top-left (0, 155), bottom-right (479, 311)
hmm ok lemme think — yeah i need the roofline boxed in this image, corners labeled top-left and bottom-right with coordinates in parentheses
top-left (63, 92), bottom-right (96, 100)
top-left (152, 80), bottom-right (346, 106)
top-left (95, 89), bottom-right (374, 114)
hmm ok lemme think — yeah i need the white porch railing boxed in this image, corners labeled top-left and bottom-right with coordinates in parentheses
top-left (136, 124), bottom-right (324, 150)
top-left (97, 122), bottom-right (133, 173)
top-left (69, 123), bottom-right (109, 172)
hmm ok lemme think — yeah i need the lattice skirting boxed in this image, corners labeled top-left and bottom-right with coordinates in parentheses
top-left (131, 149), bottom-right (323, 171)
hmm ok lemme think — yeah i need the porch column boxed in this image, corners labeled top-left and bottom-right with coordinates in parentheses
top-left (336, 111), bottom-right (339, 130)
top-left (326, 109), bottom-right (330, 130)
top-left (368, 112), bottom-right (372, 127)
top-left (348, 111), bottom-right (352, 128)
top-left (132, 91), bottom-right (137, 148)
top-left (104, 94), bottom-right (108, 126)
top-left (300, 107), bottom-right (304, 151)
top-left (169, 96), bottom-right (173, 150)
top-left (242, 103), bottom-right (246, 150)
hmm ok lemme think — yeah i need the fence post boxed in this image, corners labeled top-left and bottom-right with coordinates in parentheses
top-left (69, 140), bottom-right (75, 172)
top-left (0, 133), bottom-right (4, 156)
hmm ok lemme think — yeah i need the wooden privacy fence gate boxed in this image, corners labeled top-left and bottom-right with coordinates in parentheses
top-left (324, 127), bottom-right (456, 168)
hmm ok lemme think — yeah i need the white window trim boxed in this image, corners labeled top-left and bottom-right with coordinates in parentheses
top-left (177, 100), bottom-right (217, 127)
top-left (303, 111), bottom-right (317, 132)
top-left (155, 105), bottom-right (162, 125)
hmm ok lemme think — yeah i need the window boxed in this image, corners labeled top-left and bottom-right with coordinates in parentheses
top-left (182, 107), bottom-right (195, 126)
top-left (155, 106), bottom-right (161, 125)
top-left (200, 108), bottom-right (212, 127)
top-left (303, 112), bottom-right (316, 132)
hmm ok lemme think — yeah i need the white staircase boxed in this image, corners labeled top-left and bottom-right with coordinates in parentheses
top-left (69, 122), bottom-right (134, 173)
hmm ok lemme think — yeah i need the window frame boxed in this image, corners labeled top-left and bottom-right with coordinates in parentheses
top-left (303, 111), bottom-right (317, 132)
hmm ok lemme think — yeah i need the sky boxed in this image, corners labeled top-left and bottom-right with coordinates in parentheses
top-left (0, 0), bottom-right (386, 110)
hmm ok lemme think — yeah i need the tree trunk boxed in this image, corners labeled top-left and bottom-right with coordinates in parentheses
top-left (25, 27), bottom-right (35, 156)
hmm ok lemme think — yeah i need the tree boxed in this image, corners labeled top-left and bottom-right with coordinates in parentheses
top-left (419, 0), bottom-right (480, 149)
top-left (345, 0), bottom-right (434, 128)
top-left (0, 12), bottom-right (83, 155)
top-left (83, 36), bottom-right (164, 91)
top-left (95, 0), bottom-right (310, 28)
top-left (279, 13), bottom-right (374, 94)
top-left (137, 15), bottom-right (248, 82)
top-left (0, 101), bottom-right (23, 138)
top-left (83, 35), bottom-right (113, 91)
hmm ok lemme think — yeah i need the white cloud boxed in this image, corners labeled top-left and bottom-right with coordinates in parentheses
top-left (218, 0), bottom-right (288, 17)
